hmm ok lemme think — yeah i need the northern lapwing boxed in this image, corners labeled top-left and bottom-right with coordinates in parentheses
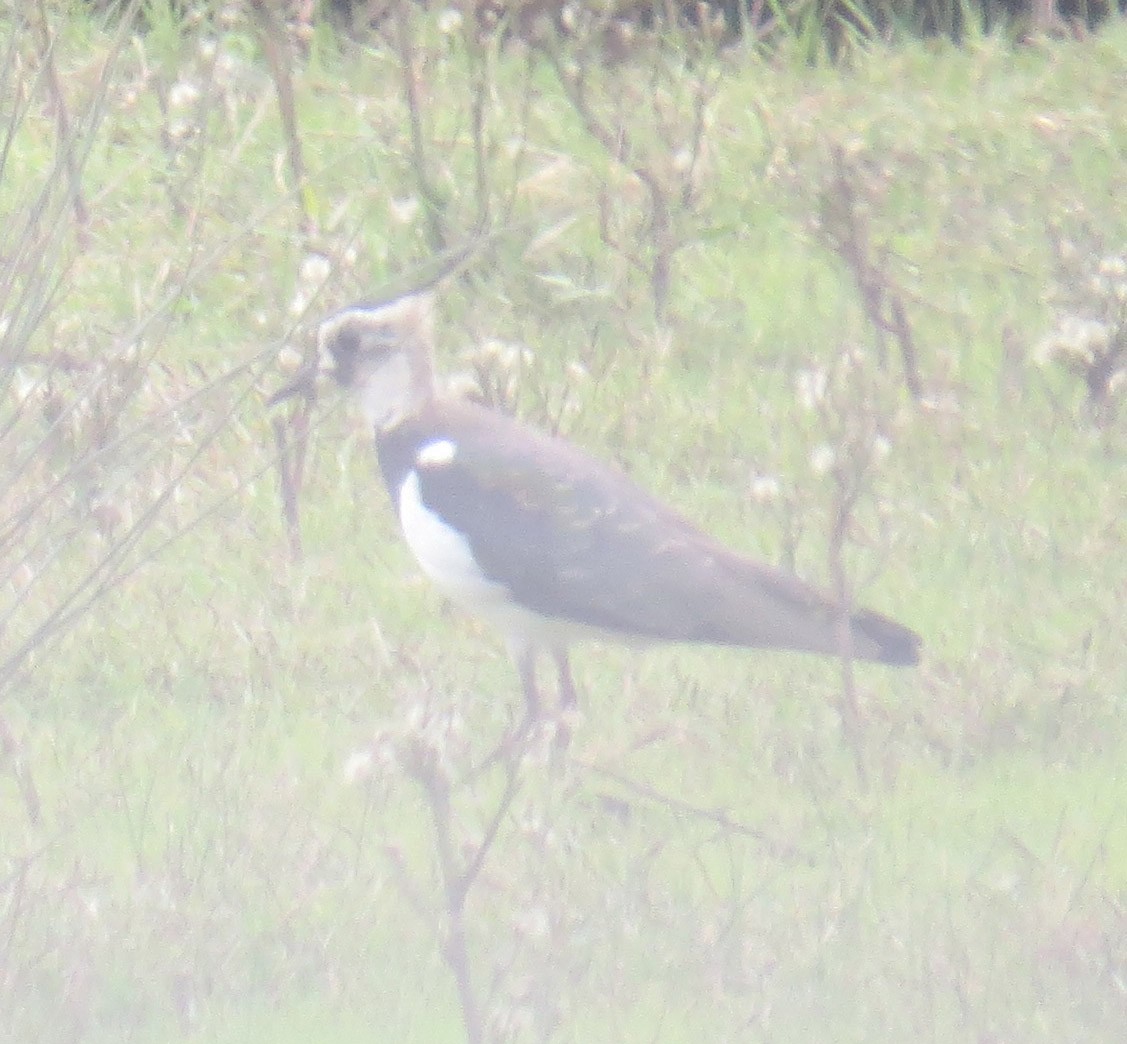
top-left (272, 292), bottom-right (920, 720)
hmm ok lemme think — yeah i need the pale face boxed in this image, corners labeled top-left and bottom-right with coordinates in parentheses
top-left (316, 299), bottom-right (433, 430)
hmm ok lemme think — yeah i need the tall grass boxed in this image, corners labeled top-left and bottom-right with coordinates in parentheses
top-left (1, 3), bottom-right (1125, 1042)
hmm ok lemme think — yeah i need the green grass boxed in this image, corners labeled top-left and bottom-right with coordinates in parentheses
top-left (2, 5), bottom-right (1126, 1042)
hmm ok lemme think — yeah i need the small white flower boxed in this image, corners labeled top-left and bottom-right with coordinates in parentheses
top-left (168, 80), bottom-right (200, 109)
top-left (437, 8), bottom-right (463, 34)
top-left (613, 19), bottom-right (637, 46)
top-left (810, 444), bottom-right (836, 476)
top-left (11, 369), bottom-right (37, 405)
top-left (216, 49), bottom-right (239, 77)
top-left (871, 434), bottom-right (891, 462)
top-left (167, 118), bottom-right (193, 142)
top-left (795, 367), bottom-right (828, 410)
top-left (476, 339), bottom-right (530, 371)
top-left (299, 253), bottom-right (331, 286)
top-left (749, 474), bottom-right (780, 503)
top-left (1066, 316), bottom-right (1109, 355)
top-left (1031, 333), bottom-right (1057, 367)
top-left (276, 345), bottom-right (303, 373)
top-left (342, 748), bottom-right (374, 783)
top-left (288, 289), bottom-right (310, 317)
top-left (516, 906), bottom-right (551, 940)
top-left (405, 703), bottom-right (426, 735)
top-left (1098, 254), bottom-right (1127, 279)
top-left (389, 196), bottom-right (420, 224)
top-left (445, 370), bottom-right (481, 400)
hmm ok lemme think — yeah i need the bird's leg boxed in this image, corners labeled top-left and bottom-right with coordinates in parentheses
top-left (552, 648), bottom-right (579, 753)
top-left (515, 644), bottom-right (542, 728)
top-left (470, 643), bottom-right (540, 777)
top-left (553, 648), bottom-right (577, 713)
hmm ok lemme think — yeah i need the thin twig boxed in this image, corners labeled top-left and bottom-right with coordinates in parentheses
top-left (248, 0), bottom-right (312, 235)
top-left (29, 0), bottom-right (90, 248)
top-left (401, 724), bottom-right (529, 1044)
top-left (413, 748), bottom-right (482, 1044)
top-left (577, 758), bottom-right (817, 865)
top-left (394, 4), bottom-right (447, 252)
top-left (824, 146), bottom-right (923, 402)
top-left (827, 476), bottom-right (868, 787)
top-left (0, 712), bottom-right (41, 826)
top-left (459, 752), bottom-right (525, 891)
top-left (537, 41), bottom-right (682, 322)
top-left (272, 408), bottom-right (309, 561)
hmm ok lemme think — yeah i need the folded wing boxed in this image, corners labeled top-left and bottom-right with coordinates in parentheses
top-left (397, 400), bottom-right (920, 666)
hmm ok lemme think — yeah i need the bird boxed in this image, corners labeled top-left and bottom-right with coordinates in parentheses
top-left (271, 291), bottom-right (920, 722)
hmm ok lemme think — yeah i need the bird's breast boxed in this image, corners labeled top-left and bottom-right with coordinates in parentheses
top-left (397, 469), bottom-right (509, 608)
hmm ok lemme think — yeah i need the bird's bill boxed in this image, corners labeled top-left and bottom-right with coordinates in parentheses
top-left (265, 364), bottom-right (320, 408)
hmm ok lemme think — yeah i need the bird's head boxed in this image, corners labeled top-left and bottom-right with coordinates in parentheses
top-left (270, 292), bottom-right (438, 431)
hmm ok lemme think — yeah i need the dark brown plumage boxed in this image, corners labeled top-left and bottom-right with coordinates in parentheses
top-left (275, 292), bottom-right (920, 718)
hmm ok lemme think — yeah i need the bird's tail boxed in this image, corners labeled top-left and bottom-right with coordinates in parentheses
top-left (846, 606), bottom-right (921, 666)
top-left (705, 551), bottom-right (922, 666)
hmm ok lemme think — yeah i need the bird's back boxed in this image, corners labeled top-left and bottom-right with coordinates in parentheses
top-left (376, 398), bottom-right (920, 666)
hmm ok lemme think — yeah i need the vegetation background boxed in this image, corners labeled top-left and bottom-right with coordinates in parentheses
top-left (2, 1), bottom-right (1125, 1041)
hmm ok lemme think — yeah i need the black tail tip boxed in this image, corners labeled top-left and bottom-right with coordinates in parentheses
top-left (855, 610), bottom-right (923, 667)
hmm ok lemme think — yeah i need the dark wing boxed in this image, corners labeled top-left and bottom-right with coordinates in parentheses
top-left (407, 402), bottom-right (920, 665)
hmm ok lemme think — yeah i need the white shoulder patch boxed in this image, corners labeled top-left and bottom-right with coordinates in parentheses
top-left (417, 438), bottom-right (457, 467)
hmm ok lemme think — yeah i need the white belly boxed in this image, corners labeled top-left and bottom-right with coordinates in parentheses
top-left (396, 470), bottom-right (605, 652)
top-left (398, 470), bottom-right (508, 608)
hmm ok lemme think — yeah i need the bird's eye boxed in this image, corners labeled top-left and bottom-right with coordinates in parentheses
top-left (338, 329), bottom-right (361, 359)
top-left (328, 328), bottom-right (360, 383)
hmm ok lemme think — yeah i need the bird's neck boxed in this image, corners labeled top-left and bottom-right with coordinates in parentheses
top-left (361, 345), bottom-right (438, 434)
